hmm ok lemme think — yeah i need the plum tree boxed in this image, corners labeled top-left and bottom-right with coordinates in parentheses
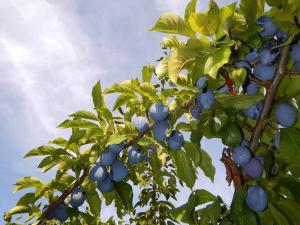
top-left (232, 146), bottom-right (252, 166)
top-left (274, 103), bottom-right (296, 127)
top-left (246, 186), bottom-right (268, 212)
top-left (5, 0), bottom-right (300, 224)
top-left (149, 102), bottom-right (169, 121)
top-left (153, 120), bottom-right (169, 141)
top-left (70, 187), bottom-right (86, 208)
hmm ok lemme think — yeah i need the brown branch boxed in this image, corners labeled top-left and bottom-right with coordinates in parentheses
top-left (249, 75), bottom-right (270, 89)
top-left (285, 71), bottom-right (300, 76)
top-left (249, 57), bottom-right (260, 67)
top-left (250, 45), bottom-right (291, 152)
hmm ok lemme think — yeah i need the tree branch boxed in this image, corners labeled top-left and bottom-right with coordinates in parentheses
top-left (250, 45), bottom-right (291, 152)
top-left (249, 75), bottom-right (270, 89)
top-left (285, 71), bottom-right (300, 76)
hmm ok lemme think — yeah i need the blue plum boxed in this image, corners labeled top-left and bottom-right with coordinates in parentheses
top-left (196, 76), bottom-right (208, 89)
top-left (296, 61), bottom-right (300, 71)
top-left (256, 16), bottom-right (278, 37)
top-left (246, 186), bottom-right (268, 212)
top-left (235, 61), bottom-right (251, 70)
top-left (253, 64), bottom-right (276, 81)
top-left (70, 187), bottom-right (86, 208)
top-left (53, 204), bottom-right (69, 222)
top-left (244, 158), bottom-right (263, 179)
top-left (89, 163), bottom-right (107, 182)
top-left (167, 130), bottom-right (184, 150)
top-left (144, 146), bottom-right (157, 162)
top-left (111, 160), bottom-right (128, 182)
top-left (149, 102), bottom-right (169, 121)
top-left (196, 88), bottom-right (215, 110)
top-left (245, 48), bottom-right (258, 63)
top-left (244, 102), bottom-right (263, 120)
top-left (275, 103), bottom-right (296, 127)
top-left (275, 29), bottom-right (288, 42)
top-left (97, 175), bottom-right (114, 192)
top-left (153, 120), bottom-right (169, 142)
top-left (132, 116), bottom-right (149, 134)
top-left (246, 82), bottom-right (259, 95)
top-left (100, 151), bottom-right (117, 166)
top-left (232, 146), bottom-right (252, 166)
top-left (218, 85), bottom-right (229, 93)
top-left (128, 144), bottom-right (143, 164)
top-left (108, 143), bottom-right (124, 154)
top-left (240, 139), bottom-right (250, 147)
top-left (290, 44), bottom-right (300, 62)
top-left (274, 132), bottom-right (280, 150)
top-left (190, 104), bottom-right (202, 119)
top-left (43, 205), bottom-right (55, 220)
top-left (259, 44), bottom-right (280, 65)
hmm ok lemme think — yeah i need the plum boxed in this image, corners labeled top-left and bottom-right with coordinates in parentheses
top-left (70, 187), bottom-right (86, 208)
top-left (274, 132), bottom-right (280, 150)
top-left (144, 146), bottom-right (157, 162)
top-left (235, 61), bottom-right (251, 70)
top-left (253, 64), bottom-right (276, 81)
top-left (275, 103), bottom-right (296, 127)
top-left (43, 205), bottom-right (55, 220)
top-left (232, 146), bottom-right (252, 166)
top-left (190, 104), bottom-right (202, 119)
top-left (153, 120), bottom-right (169, 142)
top-left (132, 116), bottom-right (149, 134)
top-left (290, 44), bottom-right (300, 62)
top-left (218, 85), bottom-right (230, 93)
top-left (111, 160), bottom-right (128, 182)
top-left (246, 82), bottom-right (259, 95)
top-left (149, 102), bottom-right (169, 121)
top-left (100, 151), bottom-right (117, 166)
top-left (53, 204), bottom-right (69, 222)
top-left (244, 158), bottom-right (263, 179)
top-left (240, 139), bottom-right (250, 147)
top-left (245, 48), bottom-right (258, 63)
top-left (259, 44), bottom-right (280, 65)
top-left (196, 88), bottom-right (215, 110)
top-left (275, 29), bottom-right (288, 42)
top-left (108, 143), bottom-right (124, 154)
top-left (256, 16), bottom-right (278, 37)
top-left (167, 130), bottom-right (184, 150)
top-left (244, 102), bottom-right (263, 120)
top-left (89, 163), bottom-right (107, 182)
top-left (246, 186), bottom-right (268, 212)
top-left (97, 174), bottom-right (114, 192)
top-left (128, 144), bottom-right (143, 164)
top-left (196, 76), bottom-right (208, 89)
top-left (296, 61), bottom-right (300, 71)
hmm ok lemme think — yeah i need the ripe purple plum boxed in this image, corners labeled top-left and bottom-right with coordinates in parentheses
top-left (290, 44), bottom-right (300, 62)
top-left (253, 64), bottom-right (276, 81)
top-left (196, 76), bottom-right (208, 89)
top-left (256, 16), bottom-right (278, 37)
top-left (244, 102), bottom-right (263, 120)
top-left (190, 104), bottom-right (202, 119)
top-left (244, 158), bottom-right (263, 179)
top-left (100, 151), bottom-right (117, 166)
top-left (246, 82), bottom-right (259, 95)
top-left (132, 116), bottom-right (149, 134)
top-left (232, 146), bottom-right (252, 166)
top-left (167, 130), bottom-right (184, 150)
top-left (128, 144), bottom-right (143, 164)
top-left (149, 102), bottom-right (169, 121)
top-left (89, 163), bottom-right (107, 182)
top-left (70, 187), bottom-right (86, 208)
top-left (97, 175), bottom-right (114, 193)
top-left (196, 88), bottom-right (215, 110)
top-left (111, 160), bottom-right (128, 182)
top-left (275, 103), bottom-right (296, 127)
top-left (153, 120), bottom-right (169, 142)
top-left (246, 186), bottom-right (268, 212)
top-left (53, 204), bottom-right (69, 222)
top-left (108, 143), bottom-right (124, 154)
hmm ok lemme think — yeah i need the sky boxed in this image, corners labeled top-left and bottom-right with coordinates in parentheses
top-left (0, 0), bottom-right (237, 223)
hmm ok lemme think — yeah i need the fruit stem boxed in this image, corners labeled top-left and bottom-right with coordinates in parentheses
top-left (249, 45), bottom-right (291, 152)
top-left (285, 71), bottom-right (300, 76)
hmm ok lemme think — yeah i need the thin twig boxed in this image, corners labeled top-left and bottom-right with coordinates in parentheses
top-left (285, 71), bottom-right (300, 76)
top-left (249, 75), bottom-right (270, 89)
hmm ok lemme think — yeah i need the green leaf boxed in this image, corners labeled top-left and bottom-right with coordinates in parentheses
top-left (168, 48), bottom-right (200, 83)
top-left (86, 190), bottom-right (101, 216)
top-left (172, 150), bottom-right (196, 189)
top-left (69, 110), bottom-right (98, 121)
top-left (240, 0), bottom-right (265, 20)
top-left (113, 94), bottom-right (135, 111)
top-left (216, 2), bottom-right (236, 38)
top-left (150, 153), bottom-right (164, 186)
top-left (189, 189), bottom-right (217, 205)
top-left (188, 0), bottom-right (220, 36)
top-left (199, 148), bottom-right (216, 182)
top-left (217, 94), bottom-right (264, 109)
top-left (57, 119), bottom-right (98, 129)
top-left (142, 64), bottom-right (154, 83)
top-left (149, 13), bottom-right (195, 37)
top-left (92, 81), bottom-right (106, 109)
top-left (114, 182), bottom-right (133, 210)
top-left (4, 206), bottom-right (30, 217)
top-left (204, 47), bottom-right (231, 79)
top-left (278, 175), bottom-right (300, 204)
top-left (184, 142), bottom-right (201, 166)
top-left (184, 0), bottom-right (197, 22)
top-left (16, 193), bottom-right (36, 206)
top-left (280, 127), bottom-right (300, 165)
top-left (106, 134), bottom-right (127, 145)
top-left (220, 122), bottom-right (242, 147)
top-left (274, 200), bottom-right (300, 224)
top-left (14, 177), bottom-right (43, 192)
top-left (277, 76), bottom-right (300, 98)
top-left (160, 35), bottom-right (185, 48)
top-left (24, 145), bottom-right (65, 158)
top-left (155, 57), bottom-right (169, 79)
top-left (269, 203), bottom-right (290, 225)
top-left (104, 80), bottom-right (134, 95)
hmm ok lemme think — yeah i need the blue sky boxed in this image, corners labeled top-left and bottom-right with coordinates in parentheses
top-left (0, 0), bottom-right (237, 222)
